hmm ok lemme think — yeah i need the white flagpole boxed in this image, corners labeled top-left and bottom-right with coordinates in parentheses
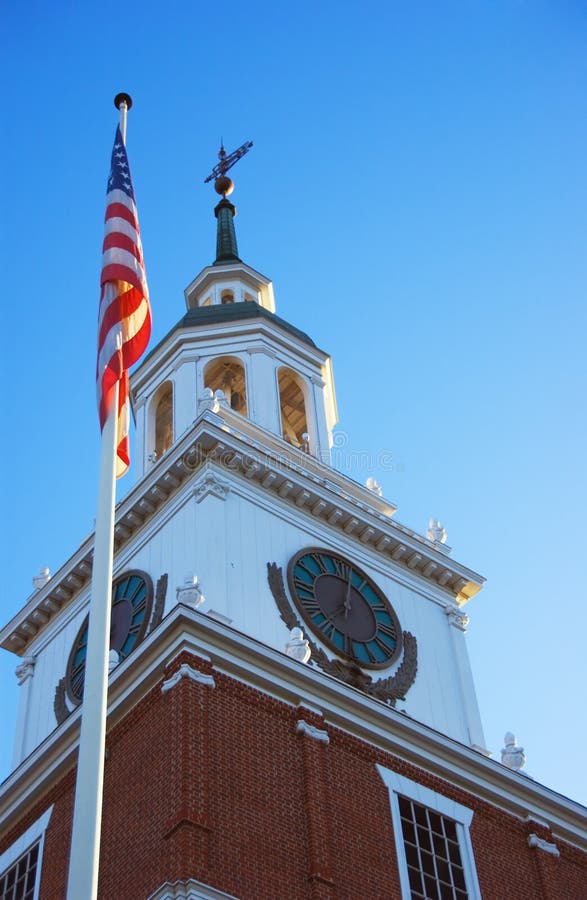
top-left (66, 94), bottom-right (131, 900)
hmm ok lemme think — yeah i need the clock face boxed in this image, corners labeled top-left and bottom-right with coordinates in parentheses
top-left (66, 570), bottom-right (153, 704)
top-left (287, 548), bottom-right (402, 669)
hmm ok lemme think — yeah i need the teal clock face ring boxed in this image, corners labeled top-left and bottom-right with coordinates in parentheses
top-left (287, 548), bottom-right (402, 669)
top-left (65, 570), bottom-right (153, 704)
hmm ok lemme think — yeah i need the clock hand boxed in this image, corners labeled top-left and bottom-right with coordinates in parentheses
top-left (344, 567), bottom-right (353, 618)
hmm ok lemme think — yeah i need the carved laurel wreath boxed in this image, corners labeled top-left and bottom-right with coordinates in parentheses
top-left (267, 562), bottom-right (417, 705)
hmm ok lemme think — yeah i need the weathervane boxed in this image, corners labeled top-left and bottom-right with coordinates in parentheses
top-left (204, 140), bottom-right (253, 198)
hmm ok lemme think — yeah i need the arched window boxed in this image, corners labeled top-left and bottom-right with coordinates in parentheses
top-left (278, 367), bottom-right (308, 449)
top-left (204, 357), bottom-right (247, 415)
top-left (154, 382), bottom-right (173, 458)
top-left (221, 290), bottom-right (234, 304)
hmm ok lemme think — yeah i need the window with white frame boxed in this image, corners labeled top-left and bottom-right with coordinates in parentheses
top-left (0, 807), bottom-right (52, 900)
top-left (377, 767), bottom-right (481, 900)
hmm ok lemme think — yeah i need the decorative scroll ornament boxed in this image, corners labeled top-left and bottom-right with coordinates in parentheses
top-left (527, 834), bottom-right (560, 857)
top-left (267, 563), bottom-right (417, 705)
top-left (193, 469), bottom-right (230, 503)
top-left (15, 656), bottom-right (36, 685)
top-left (445, 604), bottom-right (470, 632)
top-left (161, 662), bottom-right (215, 693)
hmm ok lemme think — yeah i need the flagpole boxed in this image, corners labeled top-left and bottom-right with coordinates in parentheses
top-left (66, 94), bottom-right (132, 900)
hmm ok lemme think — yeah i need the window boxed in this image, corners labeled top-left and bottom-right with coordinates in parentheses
top-left (154, 382), bottom-right (173, 458)
top-left (204, 357), bottom-right (247, 414)
top-left (0, 807), bottom-right (52, 900)
top-left (377, 767), bottom-right (481, 900)
top-left (0, 843), bottom-right (39, 900)
top-left (278, 367), bottom-right (309, 449)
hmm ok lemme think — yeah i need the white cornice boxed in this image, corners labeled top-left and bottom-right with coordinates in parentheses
top-left (0, 605), bottom-right (584, 851)
top-left (0, 411), bottom-right (484, 656)
top-left (130, 313), bottom-right (327, 400)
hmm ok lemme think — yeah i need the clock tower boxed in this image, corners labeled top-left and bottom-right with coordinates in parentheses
top-left (0, 145), bottom-right (585, 900)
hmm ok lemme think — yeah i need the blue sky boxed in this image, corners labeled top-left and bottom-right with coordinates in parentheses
top-left (1, 1), bottom-right (586, 806)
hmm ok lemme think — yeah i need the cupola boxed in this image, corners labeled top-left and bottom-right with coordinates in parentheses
top-left (130, 141), bottom-right (338, 477)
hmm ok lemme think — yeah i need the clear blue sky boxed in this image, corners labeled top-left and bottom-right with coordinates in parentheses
top-left (1, 0), bottom-right (586, 806)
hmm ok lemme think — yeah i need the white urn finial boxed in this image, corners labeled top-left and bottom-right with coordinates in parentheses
top-left (285, 627), bottom-right (311, 664)
top-left (366, 477), bottom-right (382, 496)
top-left (427, 518), bottom-right (447, 544)
top-left (32, 567), bottom-right (51, 591)
top-left (176, 575), bottom-right (205, 609)
top-left (501, 731), bottom-right (527, 772)
top-left (198, 387), bottom-right (220, 414)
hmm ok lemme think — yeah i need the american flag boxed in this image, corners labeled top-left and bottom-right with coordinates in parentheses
top-left (97, 125), bottom-right (151, 477)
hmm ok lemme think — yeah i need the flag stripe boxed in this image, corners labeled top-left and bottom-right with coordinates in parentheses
top-left (97, 289), bottom-right (150, 392)
top-left (103, 214), bottom-right (141, 246)
top-left (97, 282), bottom-right (148, 352)
top-left (102, 231), bottom-right (143, 264)
top-left (104, 200), bottom-right (140, 232)
top-left (96, 126), bottom-right (151, 478)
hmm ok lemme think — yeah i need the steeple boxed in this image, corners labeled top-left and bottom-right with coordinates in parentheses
top-left (214, 197), bottom-right (239, 264)
top-left (204, 141), bottom-right (253, 266)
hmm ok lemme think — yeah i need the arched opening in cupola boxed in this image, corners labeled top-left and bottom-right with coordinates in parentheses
top-left (153, 382), bottom-right (173, 459)
top-left (204, 357), bottom-right (248, 415)
top-left (278, 367), bottom-right (309, 449)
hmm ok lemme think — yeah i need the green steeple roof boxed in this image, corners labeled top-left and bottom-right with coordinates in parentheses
top-left (214, 197), bottom-right (240, 265)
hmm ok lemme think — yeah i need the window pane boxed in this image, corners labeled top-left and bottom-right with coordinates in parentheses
top-left (414, 804), bottom-right (428, 827)
top-left (439, 882), bottom-right (454, 900)
top-left (452, 865), bottom-right (466, 890)
top-left (403, 819), bottom-right (417, 844)
top-left (417, 825), bottom-right (432, 853)
top-left (436, 858), bottom-right (451, 885)
top-left (433, 832), bottom-right (447, 857)
top-left (420, 849), bottom-right (435, 876)
top-left (408, 863), bottom-right (424, 893)
top-left (399, 795), bottom-right (413, 818)
top-left (447, 839), bottom-right (461, 865)
top-left (444, 818), bottom-right (457, 841)
top-left (405, 843), bottom-right (420, 868)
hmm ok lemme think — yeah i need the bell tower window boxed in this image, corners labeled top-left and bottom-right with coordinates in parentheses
top-left (204, 357), bottom-right (248, 414)
top-left (278, 367), bottom-right (309, 448)
top-left (154, 382), bottom-right (173, 458)
top-left (221, 290), bottom-right (234, 304)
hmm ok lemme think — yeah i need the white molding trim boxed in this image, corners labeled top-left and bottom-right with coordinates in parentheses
top-left (377, 766), bottom-right (482, 900)
top-left (296, 719), bottom-right (329, 743)
top-left (147, 877), bottom-right (239, 899)
top-left (161, 663), bottom-right (216, 693)
top-left (0, 805), bottom-right (53, 900)
top-left (2, 607), bottom-right (586, 854)
top-left (528, 834), bottom-right (560, 857)
top-left (2, 415), bottom-right (484, 656)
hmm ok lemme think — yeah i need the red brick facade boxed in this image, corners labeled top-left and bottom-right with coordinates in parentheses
top-left (1, 651), bottom-right (585, 900)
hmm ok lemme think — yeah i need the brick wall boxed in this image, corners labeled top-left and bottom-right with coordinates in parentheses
top-left (1, 651), bottom-right (585, 899)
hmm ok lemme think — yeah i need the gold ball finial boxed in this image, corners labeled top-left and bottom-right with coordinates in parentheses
top-left (114, 92), bottom-right (133, 110)
top-left (214, 176), bottom-right (234, 197)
